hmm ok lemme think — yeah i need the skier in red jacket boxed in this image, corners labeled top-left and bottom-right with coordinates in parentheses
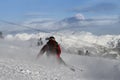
top-left (36, 36), bottom-right (75, 71)
top-left (37, 36), bottom-right (61, 58)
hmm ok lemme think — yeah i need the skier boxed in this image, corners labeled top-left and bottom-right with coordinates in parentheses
top-left (0, 31), bottom-right (4, 39)
top-left (36, 36), bottom-right (76, 72)
top-left (37, 36), bottom-right (61, 59)
top-left (37, 37), bottom-right (43, 46)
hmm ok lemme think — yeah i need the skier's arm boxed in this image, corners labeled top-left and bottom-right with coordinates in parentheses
top-left (37, 45), bottom-right (47, 58)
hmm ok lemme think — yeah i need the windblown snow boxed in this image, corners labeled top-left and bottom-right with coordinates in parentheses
top-left (0, 32), bottom-right (120, 80)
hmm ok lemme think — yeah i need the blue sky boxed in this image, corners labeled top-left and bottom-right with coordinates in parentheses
top-left (0, 0), bottom-right (120, 22)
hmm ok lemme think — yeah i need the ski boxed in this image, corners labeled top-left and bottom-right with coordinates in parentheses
top-left (58, 57), bottom-right (83, 72)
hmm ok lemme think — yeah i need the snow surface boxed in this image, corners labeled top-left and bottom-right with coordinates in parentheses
top-left (0, 32), bottom-right (120, 80)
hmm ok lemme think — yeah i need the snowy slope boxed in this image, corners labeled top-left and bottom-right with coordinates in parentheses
top-left (1, 33), bottom-right (120, 80)
top-left (4, 32), bottom-right (120, 59)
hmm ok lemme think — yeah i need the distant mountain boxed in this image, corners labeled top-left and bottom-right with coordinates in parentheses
top-left (0, 15), bottom-right (120, 35)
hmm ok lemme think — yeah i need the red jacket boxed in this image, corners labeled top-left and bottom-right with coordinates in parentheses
top-left (38, 40), bottom-right (61, 58)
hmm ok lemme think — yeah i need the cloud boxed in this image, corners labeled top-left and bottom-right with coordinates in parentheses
top-left (72, 2), bottom-right (119, 13)
top-left (75, 13), bottom-right (85, 20)
top-left (1, 13), bottom-right (120, 35)
top-left (24, 12), bottom-right (51, 18)
top-left (22, 18), bottom-right (58, 31)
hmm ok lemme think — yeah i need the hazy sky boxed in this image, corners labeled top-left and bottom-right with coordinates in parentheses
top-left (0, 0), bottom-right (120, 22)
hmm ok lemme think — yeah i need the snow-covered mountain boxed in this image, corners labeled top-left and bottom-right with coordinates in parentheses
top-left (10, 15), bottom-right (119, 50)
top-left (0, 14), bottom-right (120, 80)
top-left (3, 31), bottom-right (120, 59)
top-left (1, 14), bottom-right (120, 35)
